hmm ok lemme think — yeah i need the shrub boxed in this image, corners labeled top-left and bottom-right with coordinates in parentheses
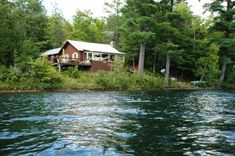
top-left (96, 60), bottom-right (163, 90)
top-left (7, 67), bottom-right (21, 82)
top-left (0, 65), bottom-right (9, 81)
top-left (30, 58), bottom-right (62, 84)
top-left (95, 60), bottom-right (131, 90)
top-left (63, 67), bottom-right (80, 78)
top-left (0, 81), bottom-right (10, 90)
top-left (0, 66), bottom-right (21, 82)
top-left (96, 71), bottom-right (110, 89)
top-left (130, 73), bottom-right (163, 89)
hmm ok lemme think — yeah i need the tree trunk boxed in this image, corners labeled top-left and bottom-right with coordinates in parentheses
top-left (132, 56), bottom-right (135, 68)
top-left (138, 43), bottom-right (145, 74)
top-left (200, 65), bottom-right (207, 81)
top-left (164, 53), bottom-right (170, 87)
top-left (219, 63), bottom-right (227, 84)
top-left (57, 58), bottom-right (61, 73)
top-left (153, 53), bottom-right (156, 73)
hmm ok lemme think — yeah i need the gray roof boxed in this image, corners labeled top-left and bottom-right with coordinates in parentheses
top-left (41, 40), bottom-right (125, 56)
top-left (41, 48), bottom-right (61, 56)
top-left (66, 40), bottom-right (125, 55)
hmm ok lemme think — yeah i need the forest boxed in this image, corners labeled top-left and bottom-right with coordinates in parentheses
top-left (0, 0), bottom-right (234, 90)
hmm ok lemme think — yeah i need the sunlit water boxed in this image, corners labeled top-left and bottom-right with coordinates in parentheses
top-left (0, 90), bottom-right (234, 155)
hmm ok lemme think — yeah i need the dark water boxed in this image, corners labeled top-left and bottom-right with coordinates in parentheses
top-left (0, 90), bottom-right (235, 155)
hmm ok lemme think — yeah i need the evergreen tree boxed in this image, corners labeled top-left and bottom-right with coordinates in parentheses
top-left (104, 0), bottom-right (124, 47)
top-left (154, 1), bottom-right (192, 87)
top-left (121, 0), bottom-right (157, 74)
top-left (208, 0), bottom-right (235, 84)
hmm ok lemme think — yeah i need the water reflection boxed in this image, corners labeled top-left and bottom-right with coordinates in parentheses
top-left (0, 90), bottom-right (234, 155)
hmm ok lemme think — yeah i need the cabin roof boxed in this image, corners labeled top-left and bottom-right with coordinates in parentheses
top-left (65, 40), bottom-right (125, 55)
top-left (41, 48), bottom-right (61, 56)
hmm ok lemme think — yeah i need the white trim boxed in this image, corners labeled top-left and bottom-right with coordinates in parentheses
top-left (72, 52), bottom-right (79, 59)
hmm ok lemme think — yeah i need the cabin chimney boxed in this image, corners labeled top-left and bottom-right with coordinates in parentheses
top-left (110, 40), bottom-right (117, 49)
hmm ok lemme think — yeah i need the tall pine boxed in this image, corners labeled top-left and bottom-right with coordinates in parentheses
top-left (208, 0), bottom-right (235, 84)
top-left (121, 0), bottom-right (156, 74)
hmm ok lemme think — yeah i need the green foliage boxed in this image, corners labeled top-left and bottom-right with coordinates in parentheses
top-left (96, 60), bottom-right (163, 90)
top-left (121, 0), bottom-right (157, 45)
top-left (104, 0), bottom-right (124, 46)
top-left (0, 1), bottom-right (15, 66)
top-left (0, 66), bottom-right (21, 82)
top-left (120, 0), bottom-right (158, 74)
top-left (0, 0), bottom-right (47, 67)
top-left (208, 0), bottom-right (235, 83)
top-left (129, 73), bottom-right (163, 89)
top-left (30, 58), bottom-right (62, 84)
top-left (96, 60), bottom-right (130, 89)
top-left (0, 65), bottom-right (9, 81)
top-left (63, 67), bottom-right (80, 78)
top-left (226, 67), bottom-right (235, 84)
top-left (45, 9), bottom-right (68, 48)
top-left (196, 43), bottom-right (220, 85)
top-left (68, 10), bottom-right (108, 43)
top-left (60, 72), bottom-right (99, 90)
top-left (1, 0), bottom-right (234, 90)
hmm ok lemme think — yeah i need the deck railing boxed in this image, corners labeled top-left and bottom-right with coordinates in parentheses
top-left (49, 57), bottom-right (91, 65)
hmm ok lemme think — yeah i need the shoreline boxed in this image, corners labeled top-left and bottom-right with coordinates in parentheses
top-left (0, 87), bottom-right (225, 93)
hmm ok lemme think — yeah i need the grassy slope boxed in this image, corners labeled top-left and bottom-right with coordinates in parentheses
top-left (0, 71), bottom-right (196, 91)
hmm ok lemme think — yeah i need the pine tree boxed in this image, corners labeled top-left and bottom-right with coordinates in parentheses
top-left (104, 0), bottom-right (124, 47)
top-left (121, 0), bottom-right (157, 74)
top-left (154, 1), bottom-right (192, 87)
top-left (208, 0), bottom-right (235, 84)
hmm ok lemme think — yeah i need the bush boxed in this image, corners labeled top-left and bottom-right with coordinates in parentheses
top-left (7, 67), bottom-right (21, 82)
top-left (0, 66), bottom-right (21, 82)
top-left (63, 67), bottom-right (80, 78)
top-left (96, 60), bottom-right (131, 90)
top-left (0, 65), bottom-right (9, 81)
top-left (30, 58), bottom-right (62, 84)
top-left (96, 71), bottom-right (110, 89)
top-left (96, 60), bottom-right (163, 90)
top-left (130, 73), bottom-right (163, 89)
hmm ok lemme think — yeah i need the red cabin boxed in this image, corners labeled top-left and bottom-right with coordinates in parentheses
top-left (42, 40), bottom-right (125, 72)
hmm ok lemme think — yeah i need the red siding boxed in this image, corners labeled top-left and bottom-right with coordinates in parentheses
top-left (62, 43), bottom-right (84, 61)
top-left (91, 60), bottom-right (110, 72)
top-left (58, 42), bottom-right (115, 72)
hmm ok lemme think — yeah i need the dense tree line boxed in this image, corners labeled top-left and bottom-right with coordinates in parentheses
top-left (119, 0), bottom-right (234, 86)
top-left (0, 0), bottom-right (234, 87)
top-left (0, 0), bottom-right (108, 69)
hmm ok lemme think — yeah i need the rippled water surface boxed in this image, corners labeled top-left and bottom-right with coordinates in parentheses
top-left (0, 90), bottom-right (235, 155)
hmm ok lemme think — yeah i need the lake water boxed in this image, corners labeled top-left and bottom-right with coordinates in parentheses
top-left (0, 90), bottom-right (235, 155)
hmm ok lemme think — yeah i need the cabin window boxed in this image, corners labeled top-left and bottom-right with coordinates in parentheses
top-left (93, 53), bottom-right (102, 61)
top-left (101, 54), bottom-right (109, 61)
top-left (72, 52), bottom-right (79, 59)
top-left (92, 53), bottom-right (110, 61)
